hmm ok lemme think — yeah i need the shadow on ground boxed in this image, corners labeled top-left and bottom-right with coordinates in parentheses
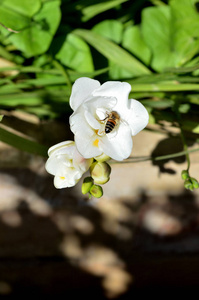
top-left (1, 162), bottom-right (199, 297)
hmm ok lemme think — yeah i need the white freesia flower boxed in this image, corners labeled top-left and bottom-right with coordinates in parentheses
top-left (69, 77), bottom-right (149, 161)
top-left (45, 141), bottom-right (93, 189)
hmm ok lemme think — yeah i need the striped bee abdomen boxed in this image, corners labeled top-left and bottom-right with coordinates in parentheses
top-left (104, 111), bottom-right (120, 134)
top-left (105, 119), bottom-right (116, 133)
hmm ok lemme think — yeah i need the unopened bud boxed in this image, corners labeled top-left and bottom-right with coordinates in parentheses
top-left (90, 184), bottom-right (103, 198)
top-left (190, 177), bottom-right (199, 189)
top-left (90, 161), bottom-right (111, 184)
top-left (184, 179), bottom-right (193, 191)
top-left (181, 170), bottom-right (189, 180)
top-left (81, 177), bottom-right (93, 194)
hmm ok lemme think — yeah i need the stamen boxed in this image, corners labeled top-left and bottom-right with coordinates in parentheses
top-left (93, 138), bottom-right (99, 147)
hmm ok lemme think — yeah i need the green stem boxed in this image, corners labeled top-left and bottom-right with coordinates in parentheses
top-left (111, 147), bottom-right (199, 164)
top-left (174, 104), bottom-right (191, 172)
top-left (52, 60), bottom-right (72, 92)
top-left (180, 128), bottom-right (191, 172)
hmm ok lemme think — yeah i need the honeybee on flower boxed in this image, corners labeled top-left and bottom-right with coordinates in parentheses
top-left (69, 77), bottom-right (149, 161)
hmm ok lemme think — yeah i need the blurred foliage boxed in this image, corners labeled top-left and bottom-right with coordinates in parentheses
top-left (0, 0), bottom-right (198, 156)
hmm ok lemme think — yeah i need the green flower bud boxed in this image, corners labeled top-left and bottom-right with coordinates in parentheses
top-left (190, 177), bottom-right (199, 189)
top-left (94, 153), bottom-right (110, 162)
top-left (184, 179), bottom-right (193, 191)
top-left (181, 170), bottom-right (189, 180)
top-left (81, 177), bottom-right (93, 194)
top-left (90, 184), bottom-right (103, 198)
top-left (90, 161), bottom-right (111, 184)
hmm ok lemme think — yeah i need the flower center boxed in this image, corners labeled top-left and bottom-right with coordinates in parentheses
top-left (94, 126), bottom-right (105, 137)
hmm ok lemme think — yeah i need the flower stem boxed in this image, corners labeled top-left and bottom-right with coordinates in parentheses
top-left (52, 60), bottom-right (72, 92)
top-left (174, 103), bottom-right (191, 172)
top-left (179, 126), bottom-right (191, 172)
top-left (111, 147), bottom-right (199, 164)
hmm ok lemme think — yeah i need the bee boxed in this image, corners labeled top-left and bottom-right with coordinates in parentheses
top-left (104, 111), bottom-right (120, 134)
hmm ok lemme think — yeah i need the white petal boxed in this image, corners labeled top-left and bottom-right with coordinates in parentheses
top-left (84, 96), bottom-right (117, 130)
top-left (45, 154), bottom-right (72, 176)
top-left (84, 109), bottom-right (101, 130)
top-left (70, 77), bottom-right (100, 111)
top-left (93, 81), bottom-right (131, 111)
top-left (125, 99), bottom-right (149, 136)
top-left (47, 141), bottom-right (75, 158)
top-left (54, 169), bottom-right (82, 188)
top-left (73, 147), bottom-right (93, 172)
top-left (100, 123), bottom-right (133, 161)
top-left (85, 96), bottom-right (117, 112)
top-left (45, 157), bottom-right (57, 175)
top-left (75, 132), bottom-right (103, 158)
top-left (70, 110), bottom-right (94, 137)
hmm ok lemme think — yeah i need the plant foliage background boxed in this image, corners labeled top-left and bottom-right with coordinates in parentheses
top-left (0, 0), bottom-right (199, 159)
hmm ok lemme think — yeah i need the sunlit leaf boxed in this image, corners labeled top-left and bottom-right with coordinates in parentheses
top-left (2, 0), bottom-right (61, 57)
top-left (80, 0), bottom-right (128, 21)
top-left (182, 121), bottom-right (199, 134)
top-left (56, 33), bottom-right (94, 72)
top-left (74, 29), bottom-right (151, 76)
top-left (1, 0), bottom-right (41, 17)
top-left (128, 81), bottom-right (199, 92)
top-left (0, 4), bottom-right (29, 31)
top-left (170, 0), bottom-right (199, 65)
top-left (123, 25), bottom-right (151, 65)
top-left (92, 20), bottom-right (123, 44)
top-left (141, 2), bottom-right (199, 72)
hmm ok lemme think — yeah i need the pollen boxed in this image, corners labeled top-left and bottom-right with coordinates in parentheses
top-left (93, 138), bottom-right (99, 147)
top-left (60, 176), bottom-right (65, 180)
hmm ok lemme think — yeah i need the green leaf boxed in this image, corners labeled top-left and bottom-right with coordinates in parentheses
top-left (170, 0), bottom-right (199, 65)
top-left (141, 3), bottom-right (199, 72)
top-left (188, 94), bottom-right (199, 105)
top-left (1, 0), bottom-right (41, 17)
top-left (0, 4), bottom-right (29, 32)
top-left (56, 33), bottom-right (94, 72)
top-left (141, 6), bottom-right (177, 72)
top-left (178, 103), bottom-right (191, 114)
top-left (170, 0), bottom-right (199, 37)
top-left (0, 126), bottom-right (48, 157)
top-left (92, 20), bottom-right (150, 79)
top-left (128, 81), bottom-right (199, 92)
top-left (141, 99), bottom-right (174, 108)
top-left (92, 20), bottom-right (123, 44)
top-left (182, 121), bottom-right (199, 134)
top-left (5, 0), bottom-right (61, 57)
top-left (123, 25), bottom-right (151, 65)
top-left (74, 29), bottom-right (151, 76)
top-left (165, 64), bottom-right (199, 73)
top-left (80, 0), bottom-right (128, 22)
top-left (109, 62), bottom-right (136, 80)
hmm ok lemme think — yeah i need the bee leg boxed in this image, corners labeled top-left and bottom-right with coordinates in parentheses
top-left (98, 111), bottom-right (110, 122)
top-left (97, 129), bottom-right (105, 136)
